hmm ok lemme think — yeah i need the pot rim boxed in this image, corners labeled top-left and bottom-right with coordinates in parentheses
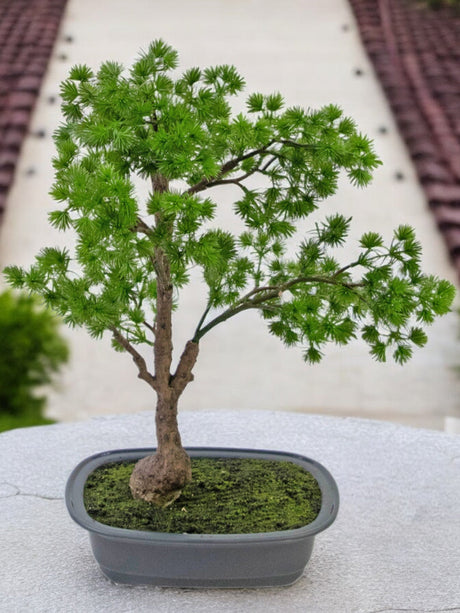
top-left (65, 447), bottom-right (339, 543)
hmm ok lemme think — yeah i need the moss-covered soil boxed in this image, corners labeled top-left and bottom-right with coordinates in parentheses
top-left (84, 457), bottom-right (322, 534)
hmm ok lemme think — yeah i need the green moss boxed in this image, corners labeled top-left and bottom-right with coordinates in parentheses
top-left (84, 458), bottom-right (322, 534)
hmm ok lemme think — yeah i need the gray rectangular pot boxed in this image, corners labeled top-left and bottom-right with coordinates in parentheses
top-left (65, 447), bottom-right (339, 588)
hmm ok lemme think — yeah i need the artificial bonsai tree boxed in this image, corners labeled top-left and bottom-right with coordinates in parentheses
top-left (4, 40), bottom-right (455, 506)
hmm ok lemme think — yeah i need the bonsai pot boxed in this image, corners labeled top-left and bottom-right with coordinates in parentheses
top-left (65, 447), bottom-right (339, 588)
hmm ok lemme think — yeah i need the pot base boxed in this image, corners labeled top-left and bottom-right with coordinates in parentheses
top-left (99, 565), bottom-right (307, 588)
top-left (89, 529), bottom-right (315, 588)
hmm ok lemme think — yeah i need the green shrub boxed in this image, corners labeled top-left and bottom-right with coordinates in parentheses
top-left (0, 290), bottom-right (69, 432)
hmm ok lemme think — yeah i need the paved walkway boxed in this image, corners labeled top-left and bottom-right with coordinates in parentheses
top-left (350, 0), bottom-right (460, 279)
top-left (0, 0), bottom-right (68, 223)
top-left (0, 0), bottom-right (459, 429)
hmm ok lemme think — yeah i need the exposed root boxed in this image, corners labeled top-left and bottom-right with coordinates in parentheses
top-left (129, 448), bottom-right (192, 507)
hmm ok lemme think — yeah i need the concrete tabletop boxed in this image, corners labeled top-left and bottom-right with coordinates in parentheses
top-left (1, 410), bottom-right (459, 612)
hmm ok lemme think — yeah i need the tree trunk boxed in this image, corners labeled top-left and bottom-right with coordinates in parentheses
top-left (129, 337), bottom-right (200, 506)
top-left (129, 390), bottom-right (192, 507)
top-left (129, 172), bottom-right (199, 507)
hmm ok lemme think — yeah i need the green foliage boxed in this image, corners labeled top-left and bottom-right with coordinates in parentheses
top-left (3, 40), bottom-right (455, 373)
top-left (0, 291), bottom-right (69, 432)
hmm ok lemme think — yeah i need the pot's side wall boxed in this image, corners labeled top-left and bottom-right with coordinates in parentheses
top-left (66, 447), bottom-right (339, 588)
top-left (89, 532), bottom-right (315, 588)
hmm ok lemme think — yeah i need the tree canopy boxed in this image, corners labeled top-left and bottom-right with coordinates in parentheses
top-left (4, 39), bottom-right (455, 368)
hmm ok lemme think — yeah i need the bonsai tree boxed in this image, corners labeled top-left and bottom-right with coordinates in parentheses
top-left (4, 40), bottom-right (455, 506)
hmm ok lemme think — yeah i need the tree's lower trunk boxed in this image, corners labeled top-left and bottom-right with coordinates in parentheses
top-left (129, 174), bottom-right (198, 507)
top-left (129, 391), bottom-right (192, 507)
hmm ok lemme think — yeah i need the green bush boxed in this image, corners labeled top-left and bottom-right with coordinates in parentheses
top-left (0, 290), bottom-right (69, 432)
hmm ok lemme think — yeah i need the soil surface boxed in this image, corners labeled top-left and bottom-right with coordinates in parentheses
top-left (84, 457), bottom-right (322, 534)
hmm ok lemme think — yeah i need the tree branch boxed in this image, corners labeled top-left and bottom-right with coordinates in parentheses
top-left (193, 302), bottom-right (260, 341)
top-left (260, 155), bottom-right (278, 173)
top-left (185, 134), bottom-right (320, 194)
top-left (333, 258), bottom-right (364, 278)
top-left (237, 275), bottom-right (361, 305)
top-left (143, 320), bottom-right (156, 335)
top-left (205, 167), bottom-right (257, 191)
top-left (279, 139), bottom-right (315, 151)
top-left (185, 141), bottom-right (275, 195)
top-left (131, 217), bottom-right (153, 236)
top-left (193, 275), bottom-right (366, 341)
top-left (171, 340), bottom-right (199, 399)
top-left (204, 178), bottom-right (252, 195)
top-left (207, 153), bottom-right (284, 190)
top-left (185, 137), bottom-right (318, 197)
top-left (111, 327), bottom-right (157, 390)
top-left (193, 302), bottom-right (212, 341)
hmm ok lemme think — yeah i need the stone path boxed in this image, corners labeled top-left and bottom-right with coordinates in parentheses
top-left (0, 0), bottom-right (68, 223)
top-left (350, 0), bottom-right (460, 280)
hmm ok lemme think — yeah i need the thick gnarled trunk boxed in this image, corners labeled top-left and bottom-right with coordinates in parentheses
top-left (129, 341), bottom-right (199, 506)
top-left (129, 173), bottom-right (200, 507)
top-left (129, 392), bottom-right (192, 507)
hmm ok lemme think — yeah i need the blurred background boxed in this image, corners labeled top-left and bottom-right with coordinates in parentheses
top-left (0, 0), bottom-right (459, 431)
